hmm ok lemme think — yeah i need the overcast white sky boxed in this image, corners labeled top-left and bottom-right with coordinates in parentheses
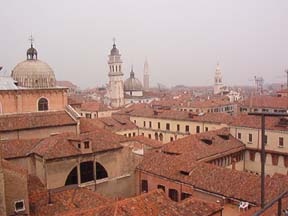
top-left (1, 0), bottom-right (288, 88)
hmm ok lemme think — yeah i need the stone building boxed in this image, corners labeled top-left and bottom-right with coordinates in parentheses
top-left (1, 128), bottom-right (138, 199)
top-left (121, 106), bottom-right (233, 143)
top-left (136, 128), bottom-right (288, 212)
top-left (230, 114), bottom-right (288, 175)
top-left (0, 39), bottom-right (80, 140)
top-left (238, 95), bottom-right (288, 114)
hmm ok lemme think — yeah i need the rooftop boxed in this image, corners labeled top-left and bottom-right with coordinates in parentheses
top-left (1, 128), bottom-right (128, 160)
top-left (0, 110), bottom-right (77, 132)
top-left (127, 107), bottom-right (233, 124)
top-left (80, 115), bottom-right (137, 133)
top-left (239, 95), bottom-right (288, 109)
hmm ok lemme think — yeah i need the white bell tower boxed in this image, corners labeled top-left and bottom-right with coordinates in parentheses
top-left (107, 40), bottom-right (124, 107)
top-left (214, 63), bottom-right (224, 95)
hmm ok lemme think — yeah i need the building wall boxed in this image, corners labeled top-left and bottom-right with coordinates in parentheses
top-left (230, 126), bottom-right (288, 175)
top-left (116, 129), bottom-right (139, 138)
top-left (3, 168), bottom-right (29, 216)
top-left (0, 88), bottom-right (67, 114)
top-left (230, 127), bottom-right (288, 153)
top-left (124, 97), bottom-right (154, 105)
top-left (43, 145), bottom-right (136, 198)
top-left (244, 150), bottom-right (288, 175)
top-left (0, 124), bottom-right (77, 140)
top-left (137, 169), bottom-right (224, 212)
top-left (130, 116), bottom-right (226, 143)
top-left (80, 110), bottom-right (117, 119)
top-left (0, 166), bottom-right (6, 216)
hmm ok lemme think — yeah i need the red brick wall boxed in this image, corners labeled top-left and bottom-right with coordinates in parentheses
top-left (0, 89), bottom-right (67, 114)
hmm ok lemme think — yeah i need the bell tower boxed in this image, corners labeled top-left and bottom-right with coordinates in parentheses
top-left (143, 58), bottom-right (149, 90)
top-left (107, 39), bottom-right (124, 107)
top-left (214, 63), bottom-right (223, 95)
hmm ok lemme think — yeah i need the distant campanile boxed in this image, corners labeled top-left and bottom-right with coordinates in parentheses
top-left (143, 59), bottom-right (149, 90)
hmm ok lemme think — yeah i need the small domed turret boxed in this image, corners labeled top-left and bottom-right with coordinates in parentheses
top-left (11, 37), bottom-right (56, 88)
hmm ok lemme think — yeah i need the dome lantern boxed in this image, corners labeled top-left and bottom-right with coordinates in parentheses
top-left (26, 35), bottom-right (38, 60)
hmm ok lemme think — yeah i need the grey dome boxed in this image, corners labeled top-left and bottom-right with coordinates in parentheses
top-left (124, 69), bottom-right (143, 91)
top-left (11, 59), bottom-right (56, 88)
top-left (110, 43), bottom-right (120, 56)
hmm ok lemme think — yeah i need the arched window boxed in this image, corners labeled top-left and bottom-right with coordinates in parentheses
top-left (169, 189), bottom-right (179, 202)
top-left (159, 133), bottom-right (163, 142)
top-left (65, 167), bottom-right (78, 185)
top-left (38, 98), bottom-right (48, 111)
top-left (80, 161), bottom-right (94, 183)
top-left (155, 133), bottom-right (159, 141)
top-left (96, 162), bottom-right (108, 179)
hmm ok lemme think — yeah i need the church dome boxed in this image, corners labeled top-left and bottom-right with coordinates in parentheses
top-left (124, 68), bottom-right (143, 91)
top-left (11, 42), bottom-right (56, 88)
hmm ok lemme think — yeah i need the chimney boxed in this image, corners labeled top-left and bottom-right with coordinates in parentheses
top-left (188, 112), bottom-right (194, 118)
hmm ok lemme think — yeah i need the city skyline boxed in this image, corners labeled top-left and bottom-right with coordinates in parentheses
top-left (1, 0), bottom-right (288, 88)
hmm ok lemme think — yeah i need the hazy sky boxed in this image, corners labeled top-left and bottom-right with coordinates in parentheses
top-left (1, 0), bottom-right (288, 88)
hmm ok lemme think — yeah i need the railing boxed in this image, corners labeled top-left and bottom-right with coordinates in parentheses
top-left (253, 191), bottom-right (288, 216)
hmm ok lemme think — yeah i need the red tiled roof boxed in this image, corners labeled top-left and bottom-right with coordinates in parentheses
top-left (138, 151), bottom-right (288, 205)
top-left (80, 115), bottom-right (137, 133)
top-left (29, 186), bottom-right (111, 216)
top-left (1, 128), bottom-right (128, 160)
top-left (126, 107), bottom-right (233, 124)
top-left (0, 111), bottom-right (77, 132)
top-left (161, 128), bottom-right (245, 161)
top-left (80, 101), bottom-right (110, 112)
top-left (128, 135), bottom-right (164, 148)
top-left (61, 189), bottom-right (222, 216)
top-left (239, 95), bottom-right (288, 109)
top-left (56, 80), bottom-right (78, 89)
top-left (30, 133), bottom-right (81, 159)
top-left (230, 114), bottom-right (288, 131)
top-left (1, 139), bottom-right (40, 159)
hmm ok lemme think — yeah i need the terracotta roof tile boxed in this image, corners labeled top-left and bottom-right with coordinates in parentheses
top-left (230, 113), bottom-right (288, 131)
top-left (126, 107), bottom-right (233, 124)
top-left (0, 111), bottom-right (77, 132)
top-left (239, 95), bottom-right (288, 109)
top-left (138, 151), bottom-right (288, 205)
top-left (60, 189), bottom-right (222, 216)
top-left (161, 128), bottom-right (245, 161)
top-left (80, 115), bottom-right (137, 133)
top-left (129, 135), bottom-right (164, 148)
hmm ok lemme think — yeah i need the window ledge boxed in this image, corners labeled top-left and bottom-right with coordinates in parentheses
top-left (278, 145), bottom-right (284, 148)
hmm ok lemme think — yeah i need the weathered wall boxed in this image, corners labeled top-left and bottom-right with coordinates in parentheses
top-left (3, 168), bottom-right (29, 216)
top-left (130, 116), bottom-right (226, 143)
top-left (0, 88), bottom-right (67, 114)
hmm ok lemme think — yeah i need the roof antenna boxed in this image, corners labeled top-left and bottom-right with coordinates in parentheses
top-left (28, 34), bottom-right (34, 47)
